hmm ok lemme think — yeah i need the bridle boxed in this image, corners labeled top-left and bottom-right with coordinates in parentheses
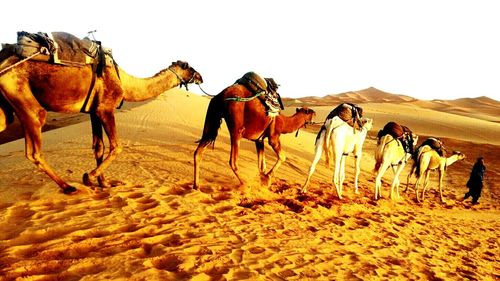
top-left (168, 66), bottom-right (197, 91)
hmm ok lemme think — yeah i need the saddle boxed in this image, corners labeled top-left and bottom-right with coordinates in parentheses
top-left (413, 137), bottom-right (445, 161)
top-left (12, 31), bottom-right (111, 71)
top-left (419, 138), bottom-right (445, 156)
top-left (235, 72), bottom-right (284, 116)
top-left (377, 122), bottom-right (414, 154)
top-left (326, 103), bottom-right (364, 130)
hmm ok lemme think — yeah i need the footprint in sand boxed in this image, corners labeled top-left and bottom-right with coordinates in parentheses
top-left (135, 196), bottom-right (159, 212)
top-left (151, 254), bottom-right (184, 272)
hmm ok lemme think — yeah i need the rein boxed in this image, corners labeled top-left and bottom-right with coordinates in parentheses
top-left (197, 84), bottom-right (216, 97)
top-left (295, 120), bottom-right (313, 137)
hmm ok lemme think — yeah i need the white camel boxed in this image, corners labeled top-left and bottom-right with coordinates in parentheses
top-left (414, 147), bottom-right (466, 203)
top-left (302, 117), bottom-right (373, 199)
top-left (373, 133), bottom-right (418, 200)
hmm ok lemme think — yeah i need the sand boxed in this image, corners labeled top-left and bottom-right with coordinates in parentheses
top-left (0, 89), bottom-right (499, 280)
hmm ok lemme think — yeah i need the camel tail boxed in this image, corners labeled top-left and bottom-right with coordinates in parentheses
top-left (197, 95), bottom-right (224, 145)
top-left (374, 134), bottom-right (389, 172)
top-left (314, 125), bottom-right (326, 146)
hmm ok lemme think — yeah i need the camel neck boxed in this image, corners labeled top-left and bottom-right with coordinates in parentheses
top-left (120, 68), bottom-right (181, 102)
top-left (446, 154), bottom-right (460, 166)
top-left (279, 113), bottom-right (307, 134)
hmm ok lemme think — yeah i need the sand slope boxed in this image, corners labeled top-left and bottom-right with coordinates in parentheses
top-left (0, 89), bottom-right (499, 280)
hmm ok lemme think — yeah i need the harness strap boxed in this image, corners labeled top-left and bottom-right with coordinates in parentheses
top-left (81, 64), bottom-right (98, 113)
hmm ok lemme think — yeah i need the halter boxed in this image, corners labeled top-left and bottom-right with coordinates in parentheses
top-left (295, 119), bottom-right (314, 137)
top-left (168, 67), bottom-right (196, 91)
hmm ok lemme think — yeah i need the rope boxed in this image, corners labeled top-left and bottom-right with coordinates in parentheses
top-left (197, 84), bottom-right (216, 97)
top-left (0, 51), bottom-right (41, 76)
top-left (225, 91), bottom-right (265, 102)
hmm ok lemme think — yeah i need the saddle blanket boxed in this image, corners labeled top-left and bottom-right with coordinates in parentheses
top-left (13, 31), bottom-right (108, 67)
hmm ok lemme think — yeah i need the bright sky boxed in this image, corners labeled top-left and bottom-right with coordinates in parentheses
top-left (2, 0), bottom-right (499, 100)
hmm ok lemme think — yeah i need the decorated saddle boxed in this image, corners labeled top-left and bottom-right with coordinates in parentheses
top-left (377, 121), bottom-right (414, 154)
top-left (326, 103), bottom-right (364, 130)
top-left (234, 72), bottom-right (284, 116)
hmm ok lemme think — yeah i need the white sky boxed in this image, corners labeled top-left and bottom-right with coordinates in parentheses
top-left (2, 0), bottom-right (499, 100)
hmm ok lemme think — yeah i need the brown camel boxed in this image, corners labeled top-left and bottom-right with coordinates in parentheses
top-left (0, 45), bottom-right (202, 194)
top-left (193, 84), bottom-right (315, 189)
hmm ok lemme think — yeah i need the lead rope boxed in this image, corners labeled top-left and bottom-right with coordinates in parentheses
top-left (0, 51), bottom-right (41, 76)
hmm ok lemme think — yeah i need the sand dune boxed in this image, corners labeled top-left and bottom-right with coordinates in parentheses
top-left (0, 89), bottom-right (499, 280)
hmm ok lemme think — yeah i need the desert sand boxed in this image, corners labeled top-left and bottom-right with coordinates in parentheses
top-left (0, 88), bottom-right (499, 280)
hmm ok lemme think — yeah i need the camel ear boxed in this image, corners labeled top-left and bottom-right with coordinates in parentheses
top-left (176, 60), bottom-right (188, 69)
top-left (296, 108), bottom-right (300, 113)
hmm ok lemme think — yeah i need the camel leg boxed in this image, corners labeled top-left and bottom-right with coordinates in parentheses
top-left (193, 140), bottom-right (210, 189)
top-left (85, 113), bottom-right (108, 189)
top-left (414, 170), bottom-right (424, 203)
top-left (421, 170), bottom-right (431, 202)
top-left (301, 132), bottom-right (325, 193)
top-left (332, 151), bottom-right (343, 199)
top-left (229, 133), bottom-right (245, 185)
top-left (339, 155), bottom-right (348, 196)
top-left (19, 107), bottom-right (76, 194)
top-left (265, 137), bottom-right (286, 182)
top-left (255, 140), bottom-right (266, 175)
top-left (353, 154), bottom-right (362, 194)
top-left (405, 163), bottom-right (416, 193)
top-left (392, 163), bottom-right (405, 200)
top-left (375, 161), bottom-right (390, 200)
top-left (84, 110), bottom-right (122, 184)
top-left (438, 170), bottom-right (445, 203)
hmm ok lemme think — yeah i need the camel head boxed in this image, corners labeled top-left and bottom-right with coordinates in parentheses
top-left (361, 118), bottom-right (373, 131)
top-left (452, 150), bottom-right (466, 161)
top-left (412, 134), bottom-right (419, 147)
top-left (296, 107), bottom-right (316, 125)
top-left (168, 60), bottom-right (203, 90)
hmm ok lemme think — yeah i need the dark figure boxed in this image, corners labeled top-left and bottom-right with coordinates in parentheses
top-left (464, 157), bottom-right (486, 204)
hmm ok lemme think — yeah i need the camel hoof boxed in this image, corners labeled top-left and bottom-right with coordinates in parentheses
top-left (83, 173), bottom-right (93, 186)
top-left (63, 186), bottom-right (77, 194)
top-left (260, 174), bottom-right (271, 187)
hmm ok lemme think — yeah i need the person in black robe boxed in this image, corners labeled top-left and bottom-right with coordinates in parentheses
top-left (464, 157), bottom-right (486, 204)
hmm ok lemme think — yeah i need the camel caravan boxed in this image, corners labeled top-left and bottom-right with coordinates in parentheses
top-left (0, 31), bottom-right (466, 203)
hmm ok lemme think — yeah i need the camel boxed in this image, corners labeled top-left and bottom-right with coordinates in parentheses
top-left (193, 83), bottom-right (315, 189)
top-left (0, 43), bottom-right (203, 194)
top-left (413, 147), bottom-right (466, 203)
top-left (373, 133), bottom-right (418, 200)
top-left (301, 116), bottom-right (373, 199)
top-left (404, 137), bottom-right (445, 192)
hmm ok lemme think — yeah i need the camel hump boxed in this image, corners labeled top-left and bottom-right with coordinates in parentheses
top-left (14, 31), bottom-right (104, 67)
top-left (416, 137), bottom-right (446, 159)
top-left (51, 32), bottom-right (99, 58)
top-left (326, 103), bottom-right (363, 129)
top-left (236, 72), bottom-right (267, 94)
top-left (378, 121), bottom-right (404, 140)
